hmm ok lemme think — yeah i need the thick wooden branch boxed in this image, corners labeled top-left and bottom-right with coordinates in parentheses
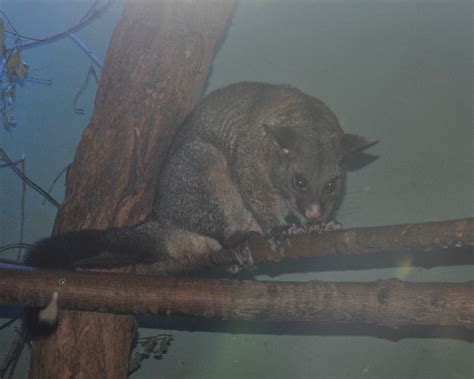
top-left (139, 218), bottom-right (474, 275)
top-left (27, 1), bottom-right (236, 378)
top-left (1, 269), bottom-right (472, 331)
top-left (256, 217), bottom-right (473, 260)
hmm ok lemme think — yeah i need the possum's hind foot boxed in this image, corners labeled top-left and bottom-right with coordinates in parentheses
top-left (226, 241), bottom-right (255, 273)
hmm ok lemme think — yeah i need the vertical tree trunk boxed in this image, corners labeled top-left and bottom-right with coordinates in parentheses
top-left (28, 1), bottom-right (235, 377)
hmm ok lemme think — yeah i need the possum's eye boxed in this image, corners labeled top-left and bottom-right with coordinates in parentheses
top-left (324, 177), bottom-right (339, 194)
top-left (293, 175), bottom-right (308, 192)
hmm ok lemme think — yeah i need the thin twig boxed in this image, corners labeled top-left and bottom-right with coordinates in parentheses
top-left (18, 0), bottom-right (116, 51)
top-left (17, 159), bottom-right (26, 261)
top-left (0, 243), bottom-right (35, 253)
top-left (41, 164), bottom-right (69, 206)
top-left (0, 148), bottom-right (60, 207)
top-left (0, 329), bottom-right (26, 379)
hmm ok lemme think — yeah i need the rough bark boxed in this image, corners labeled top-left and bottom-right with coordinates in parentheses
top-left (136, 218), bottom-right (474, 275)
top-left (28, 1), bottom-right (235, 378)
top-left (249, 217), bottom-right (474, 262)
top-left (1, 269), bottom-right (473, 331)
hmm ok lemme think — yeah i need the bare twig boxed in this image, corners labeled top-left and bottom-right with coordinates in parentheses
top-left (0, 330), bottom-right (26, 379)
top-left (0, 148), bottom-right (60, 208)
top-left (17, 159), bottom-right (26, 261)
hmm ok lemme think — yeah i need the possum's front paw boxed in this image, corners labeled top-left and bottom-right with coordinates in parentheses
top-left (323, 220), bottom-right (343, 231)
top-left (306, 220), bottom-right (343, 233)
top-left (285, 224), bottom-right (307, 235)
top-left (267, 226), bottom-right (294, 255)
top-left (285, 220), bottom-right (343, 235)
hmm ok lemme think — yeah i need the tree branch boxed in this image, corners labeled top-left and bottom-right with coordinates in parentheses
top-left (0, 268), bottom-right (472, 331)
top-left (139, 218), bottom-right (474, 275)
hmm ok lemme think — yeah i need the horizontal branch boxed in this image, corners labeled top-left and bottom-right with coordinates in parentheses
top-left (0, 268), bottom-right (472, 330)
top-left (139, 218), bottom-right (474, 274)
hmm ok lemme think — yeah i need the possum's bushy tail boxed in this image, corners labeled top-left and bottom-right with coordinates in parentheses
top-left (25, 222), bottom-right (161, 269)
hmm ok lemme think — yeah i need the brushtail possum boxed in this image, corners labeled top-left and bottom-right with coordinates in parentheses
top-left (26, 82), bottom-right (375, 270)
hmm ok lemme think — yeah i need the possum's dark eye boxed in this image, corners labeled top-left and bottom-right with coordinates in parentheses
top-left (293, 175), bottom-right (308, 192)
top-left (324, 177), bottom-right (339, 194)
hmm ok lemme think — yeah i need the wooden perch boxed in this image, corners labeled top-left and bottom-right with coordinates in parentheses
top-left (0, 269), bottom-right (473, 330)
top-left (140, 218), bottom-right (474, 275)
top-left (254, 217), bottom-right (473, 260)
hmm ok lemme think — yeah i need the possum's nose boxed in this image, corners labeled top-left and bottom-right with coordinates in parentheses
top-left (305, 204), bottom-right (321, 220)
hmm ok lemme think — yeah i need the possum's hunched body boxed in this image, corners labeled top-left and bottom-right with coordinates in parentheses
top-left (26, 82), bottom-right (375, 270)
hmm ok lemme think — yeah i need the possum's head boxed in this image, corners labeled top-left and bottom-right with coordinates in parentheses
top-left (264, 123), bottom-right (375, 226)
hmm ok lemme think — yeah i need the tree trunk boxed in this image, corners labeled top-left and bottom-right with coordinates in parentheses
top-left (28, 0), bottom-right (235, 377)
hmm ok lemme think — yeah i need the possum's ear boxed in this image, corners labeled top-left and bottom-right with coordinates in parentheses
top-left (341, 134), bottom-right (378, 156)
top-left (341, 134), bottom-right (379, 171)
top-left (264, 124), bottom-right (297, 152)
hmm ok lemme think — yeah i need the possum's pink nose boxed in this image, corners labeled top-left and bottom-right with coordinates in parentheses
top-left (305, 204), bottom-right (321, 220)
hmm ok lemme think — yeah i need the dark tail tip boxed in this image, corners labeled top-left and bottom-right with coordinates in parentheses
top-left (25, 226), bottom-right (161, 269)
top-left (25, 230), bottom-right (109, 269)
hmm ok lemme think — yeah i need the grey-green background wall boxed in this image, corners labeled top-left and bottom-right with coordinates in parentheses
top-left (0, 0), bottom-right (472, 378)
